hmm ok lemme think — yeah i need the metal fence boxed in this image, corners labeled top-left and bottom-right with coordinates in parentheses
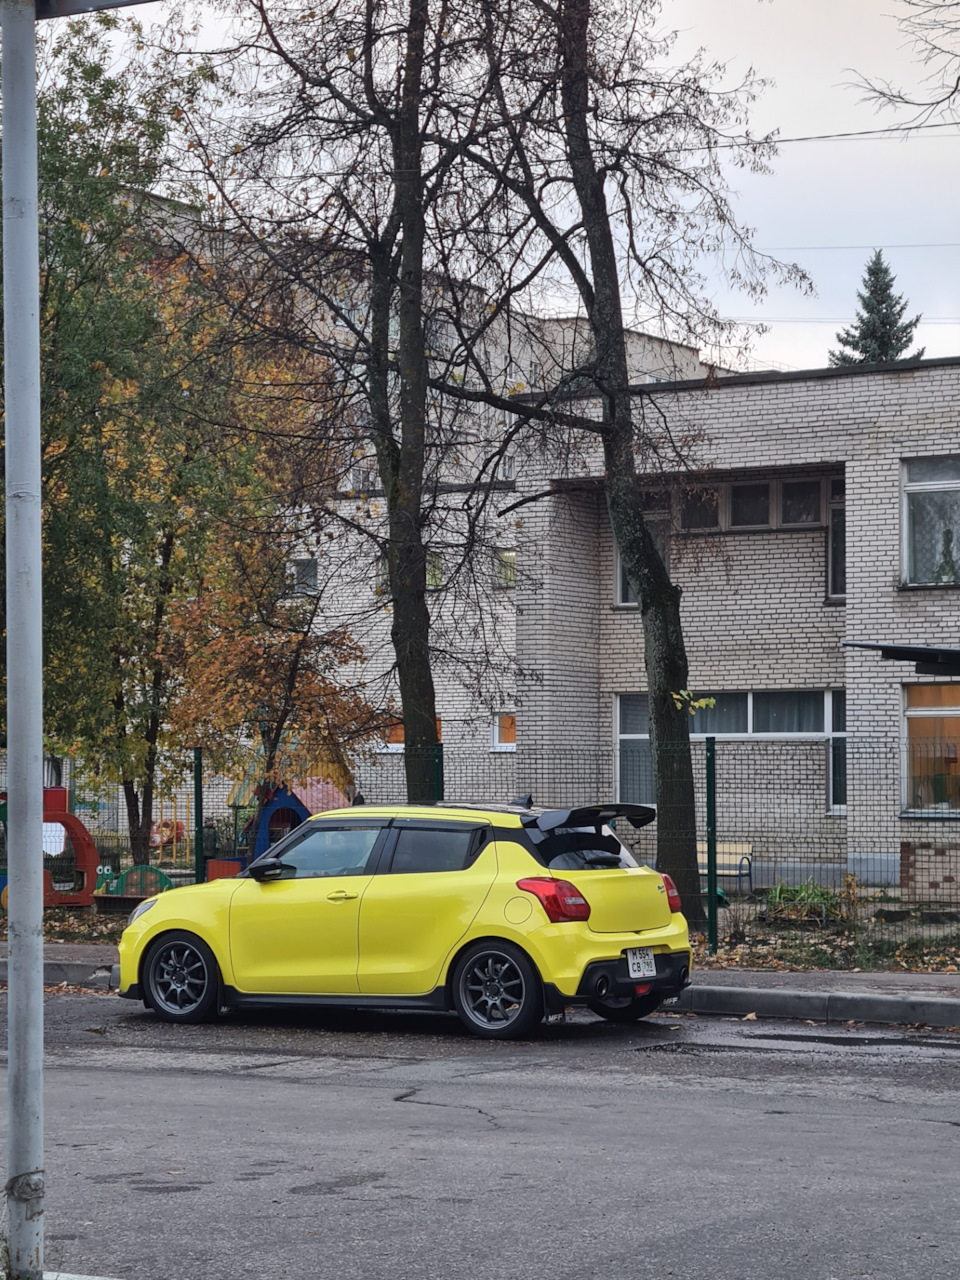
top-left (3, 738), bottom-right (960, 966)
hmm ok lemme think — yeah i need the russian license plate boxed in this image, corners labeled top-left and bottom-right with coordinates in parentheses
top-left (625, 947), bottom-right (657, 979)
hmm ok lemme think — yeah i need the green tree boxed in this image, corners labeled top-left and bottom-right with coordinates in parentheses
top-left (829, 250), bottom-right (925, 365)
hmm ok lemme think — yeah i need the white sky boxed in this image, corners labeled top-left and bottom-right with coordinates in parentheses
top-left (124, 0), bottom-right (960, 373)
top-left (673, 0), bottom-right (960, 370)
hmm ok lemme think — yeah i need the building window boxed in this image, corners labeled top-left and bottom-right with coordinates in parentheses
top-left (616, 547), bottom-right (637, 605)
top-left (493, 548), bottom-right (516, 588)
top-left (380, 717), bottom-right (443, 753)
top-left (828, 478), bottom-right (846, 599)
top-left (752, 690), bottom-right (824, 734)
top-left (681, 488), bottom-right (720, 531)
top-left (904, 684), bottom-right (960, 812)
top-left (904, 456), bottom-right (960, 586)
top-left (829, 690), bottom-right (846, 812)
top-left (617, 694), bottom-right (654, 804)
top-left (426, 551), bottom-right (443, 590)
top-left (781, 479), bottom-right (822, 526)
top-left (290, 557), bottom-right (318, 597)
top-left (689, 692), bottom-right (748, 735)
top-left (730, 482), bottom-right (770, 529)
top-left (500, 453), bottom-right (517, 482)
top-left (492, 713), bottom-right (516, 751)
top-left (616, 690), bottom-right (844, 811)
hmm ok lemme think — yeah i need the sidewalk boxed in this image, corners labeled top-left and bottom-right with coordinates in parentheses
top-left (2, 943), bottom-right (960, 1027)
top-left (677, 965), bottom-right (960, 1028)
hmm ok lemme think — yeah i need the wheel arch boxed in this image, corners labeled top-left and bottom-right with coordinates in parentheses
top-left (138, 925), bottom-right (227, 991)
top-left (443, 934), bottom-right (545, 1007)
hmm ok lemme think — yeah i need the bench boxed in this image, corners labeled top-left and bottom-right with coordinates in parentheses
top-left (696, 841), bottom-right (753, 896)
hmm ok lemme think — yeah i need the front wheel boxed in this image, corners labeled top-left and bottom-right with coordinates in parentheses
top-left (143, 931), bottom-right (220, 1024)
top-left (587, 992), bottom-right (663, 1023)
top-left (451, 941), bottom-right (543, 1039)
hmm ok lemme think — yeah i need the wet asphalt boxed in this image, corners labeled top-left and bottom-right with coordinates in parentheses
top-left (1, 992), bottom-right (959, 1279)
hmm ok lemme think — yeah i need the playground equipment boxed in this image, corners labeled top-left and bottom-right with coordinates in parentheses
top-left (0, 787), bottom-right (100, 909)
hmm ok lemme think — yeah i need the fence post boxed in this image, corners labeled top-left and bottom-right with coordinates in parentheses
top-left (706, 735), bottom-right (718, 955)
top-left (193, 747), bottom-right (204, 885)
top-left (433, 743), bottom-right (444, 803)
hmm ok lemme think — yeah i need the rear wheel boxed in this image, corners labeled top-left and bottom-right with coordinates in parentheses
top-left (587, 992), bottom-right (663, 1023)
top-left (452, 941), bottom-right (543, 1039)
top-left (143, 931), bottom-right (220, 1024)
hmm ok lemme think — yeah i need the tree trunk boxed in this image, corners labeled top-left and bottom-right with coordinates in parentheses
top-left (388, 0), bottom-right (440, 804)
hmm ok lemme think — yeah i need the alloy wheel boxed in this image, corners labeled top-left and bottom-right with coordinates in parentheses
top-left (459, 951), bottom-right (526, 1029)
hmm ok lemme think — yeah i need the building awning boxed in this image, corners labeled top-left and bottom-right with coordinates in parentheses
top-left (843, 641), bottom-right (960, 678)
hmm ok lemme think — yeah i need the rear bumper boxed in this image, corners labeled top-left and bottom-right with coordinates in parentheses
top-left (573, 950), bottom-right (692, 1003)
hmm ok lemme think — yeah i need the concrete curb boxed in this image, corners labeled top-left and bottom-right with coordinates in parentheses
top-left (673, 984), bottom-right (960, 1028)
top-left (0, 960), bottom-right (117, 990)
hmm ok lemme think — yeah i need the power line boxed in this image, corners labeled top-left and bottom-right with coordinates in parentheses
top-left (730, 316), bottom-right (960, 325)
top-left (760, 242), bottom-right (960, 251)
top-left (719, 120), bottom-right (960, 148)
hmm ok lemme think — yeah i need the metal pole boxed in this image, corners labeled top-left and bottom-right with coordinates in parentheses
top-left (706, 736), bottom-right (718, 956)
top-left (2, 3), bottom-right (45, 1275)
top-left (194, 747), bottom-right (204, 885)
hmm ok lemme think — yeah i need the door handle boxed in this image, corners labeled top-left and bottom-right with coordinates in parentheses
top-left (326, 890), bottom-right (359, 902)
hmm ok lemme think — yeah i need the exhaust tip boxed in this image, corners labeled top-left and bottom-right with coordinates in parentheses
top-left (595, 974), bottom-right (610, 998)
top-left (678, 966), bottom-right (689, 988)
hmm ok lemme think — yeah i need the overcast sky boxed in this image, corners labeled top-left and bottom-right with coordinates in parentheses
top-left (129, 0), bottom-right (959, 374)
top-left (673, 0), bottom-right (960, 370)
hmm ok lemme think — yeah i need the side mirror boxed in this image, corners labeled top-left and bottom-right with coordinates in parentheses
top-left (248, 857), bottom-right (285, 882)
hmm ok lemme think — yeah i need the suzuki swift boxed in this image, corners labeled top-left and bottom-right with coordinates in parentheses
top-left (118, 800), bottom-right (692, 1039)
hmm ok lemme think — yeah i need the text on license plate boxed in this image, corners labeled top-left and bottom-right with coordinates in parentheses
top-left (625, 947), bottom-right (657, 979)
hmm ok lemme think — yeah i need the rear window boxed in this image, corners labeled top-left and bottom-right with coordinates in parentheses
top-left (387, 826), bottom-right (483, 874)
top-left (530, 825), bottom-right (639, 871)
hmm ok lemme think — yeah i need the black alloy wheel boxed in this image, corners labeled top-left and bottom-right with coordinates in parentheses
top-left (143, 931), bottom-right (220, 1024)
top-left (451, 941), bottom-right (543, 1039)
top-left (587, 991), bottom-right (664, 1023)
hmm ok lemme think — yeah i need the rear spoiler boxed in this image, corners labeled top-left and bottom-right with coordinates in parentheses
top-left (525, 804), bottom-right (656, 832)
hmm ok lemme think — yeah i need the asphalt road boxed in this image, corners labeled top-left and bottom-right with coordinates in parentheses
top-left (1, 993), bottom-right (959, 1280)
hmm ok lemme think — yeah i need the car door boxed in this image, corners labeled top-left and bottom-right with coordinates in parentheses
top-left (357, 819), bottom-right (497, 996)
top-left (229, 819), bottom-right (389, 994)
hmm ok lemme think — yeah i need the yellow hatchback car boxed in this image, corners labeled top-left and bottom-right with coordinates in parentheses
top-left (118, 800), bottom-right (692, 1039)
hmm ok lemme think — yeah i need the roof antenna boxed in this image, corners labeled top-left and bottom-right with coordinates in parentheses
top-left (510, 793), bottom-right (533, 809)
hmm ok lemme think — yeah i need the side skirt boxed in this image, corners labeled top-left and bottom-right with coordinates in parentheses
top-left (220, 985), bottom-right (451, 1014)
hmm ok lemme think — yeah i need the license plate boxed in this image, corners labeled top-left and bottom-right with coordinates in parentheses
top-left (625, 947), bottom-right (657, 979)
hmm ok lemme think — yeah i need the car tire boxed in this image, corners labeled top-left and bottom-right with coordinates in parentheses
top-left (451, 940), bottom-right (544, 1040)
top-left (587, 992), bottom-right (664, 1023)
top-left (142, 931), bottom-right (220, 1024)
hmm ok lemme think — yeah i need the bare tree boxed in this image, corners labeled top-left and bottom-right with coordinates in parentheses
top-left (860, 1), bottom-right (960, 119)
top-left (431, 0), bottom-right (806, 918)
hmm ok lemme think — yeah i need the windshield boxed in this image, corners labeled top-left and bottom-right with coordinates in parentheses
top-left (533, 824), bottom-right (639, 870)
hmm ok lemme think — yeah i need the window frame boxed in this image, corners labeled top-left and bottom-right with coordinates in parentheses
top-left (901, 456), bottom-right (960, 588)
top-left (492, 711), bottom-right (517, 752)
top-left (289, 557), bottom-right (318, 598)
top-left (615, 690), bottom-right (846, 814)
top-left (680, 477), bottom-right (833, 535)
top-left (901, 683), bottom-right (960, 815)
top-left (378, 819), bottom-right (490, 874)
top-left (493, 547), bottom-right (517, 589)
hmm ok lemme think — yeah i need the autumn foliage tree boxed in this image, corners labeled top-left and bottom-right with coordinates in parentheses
top-left (1, 17), bottom-right (379, 860)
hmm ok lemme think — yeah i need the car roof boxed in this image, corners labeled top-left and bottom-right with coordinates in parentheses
top-left (305, 804), bottom-right (526, 827)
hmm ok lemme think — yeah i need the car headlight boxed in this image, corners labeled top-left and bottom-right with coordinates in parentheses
top-left (127, 898), bottom-right (157, 927)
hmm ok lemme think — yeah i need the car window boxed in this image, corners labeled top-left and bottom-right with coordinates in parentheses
top-left (278, 825), bottom-right (383, 879)
top-left (534, 824), bottom-right (639, 870)
top-left (388, 827), bottom-right (480, 874)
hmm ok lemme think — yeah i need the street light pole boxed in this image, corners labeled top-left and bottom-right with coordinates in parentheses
top-left (2, 3), bottom-right (45, 1276)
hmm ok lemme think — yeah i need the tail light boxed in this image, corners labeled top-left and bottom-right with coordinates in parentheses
top-left (661, 873), bottom-right (682, 913)
top-left (517, 877), bottom-right (591, 922)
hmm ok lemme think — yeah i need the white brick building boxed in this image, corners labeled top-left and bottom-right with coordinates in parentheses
top-left (505, 355), bottom-right (960, 892)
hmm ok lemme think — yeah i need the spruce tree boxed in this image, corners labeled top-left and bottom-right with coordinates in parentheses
top-left (829, 250), bottom-right (925, 365)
